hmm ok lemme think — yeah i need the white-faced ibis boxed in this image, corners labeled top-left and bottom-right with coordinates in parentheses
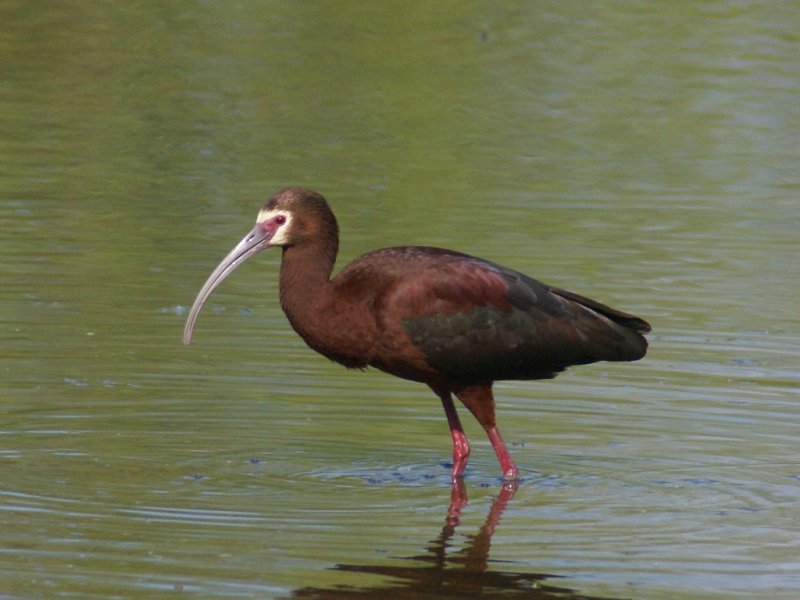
top-left (183, 188), bottom-right (650, 481)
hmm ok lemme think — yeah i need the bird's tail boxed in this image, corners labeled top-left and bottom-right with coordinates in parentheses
top-left (552, 287), bottom-right (651, 362)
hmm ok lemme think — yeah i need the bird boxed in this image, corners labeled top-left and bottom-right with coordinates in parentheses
top-left (183, 188), bottom-right (650, 482)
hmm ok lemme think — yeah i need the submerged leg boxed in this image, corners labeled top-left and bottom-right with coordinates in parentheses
top-left (455, 385), bottom-right (519, 481)
top-left (432, 387), bottom-right (470, 481)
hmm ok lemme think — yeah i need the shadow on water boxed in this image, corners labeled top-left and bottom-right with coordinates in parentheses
top-left (290, 480), bottom-right (619, 600)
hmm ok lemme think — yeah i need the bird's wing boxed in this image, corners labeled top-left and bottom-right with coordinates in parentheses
top-left (550, 286), bottom-right (651, 333)
top-left (374, 256), bottom-right (587, 383)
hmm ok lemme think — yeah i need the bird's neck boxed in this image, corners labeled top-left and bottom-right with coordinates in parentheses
top-left (278, 240), bottom-right (337, 343)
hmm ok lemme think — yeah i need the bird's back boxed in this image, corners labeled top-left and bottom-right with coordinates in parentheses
top-left (329, 246), bottom-right (649, 387)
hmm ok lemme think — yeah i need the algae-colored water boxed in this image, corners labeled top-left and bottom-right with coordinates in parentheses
top-left (2, 2), bottom-right (799, 598)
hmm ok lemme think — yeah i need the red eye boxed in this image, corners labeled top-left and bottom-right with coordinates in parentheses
top-left (275, 215), bottom-right (286, 225)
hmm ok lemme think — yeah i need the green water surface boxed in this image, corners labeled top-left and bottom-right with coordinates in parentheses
top-left (2, 2), bottom-right (799, 598)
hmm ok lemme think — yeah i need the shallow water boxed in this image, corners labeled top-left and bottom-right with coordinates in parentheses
top-left (2, 2), bottom-right (799, 598)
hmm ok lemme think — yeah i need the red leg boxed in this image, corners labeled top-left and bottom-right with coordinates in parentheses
top-left (455, 385), bottom-right (519, 481)
top-left (434, 388), bottom-right (470, 481)
top-left (485, 425), bottom-right (519, 481)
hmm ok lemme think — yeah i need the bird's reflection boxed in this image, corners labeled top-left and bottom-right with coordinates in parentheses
top-left (290, 480), bottom-right (617, 599)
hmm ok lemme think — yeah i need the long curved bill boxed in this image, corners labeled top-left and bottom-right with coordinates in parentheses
top-left (183, 225), bottom-right (270, 345)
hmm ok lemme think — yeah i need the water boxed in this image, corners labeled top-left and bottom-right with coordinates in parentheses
top-left (1, 2), bottom-right (799, 598)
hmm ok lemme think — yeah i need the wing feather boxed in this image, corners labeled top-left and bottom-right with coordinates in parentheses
top-left (337, 247), bottom-right (649, 386)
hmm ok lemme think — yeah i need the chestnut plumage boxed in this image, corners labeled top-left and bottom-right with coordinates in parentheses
top-left (184, 188), bottom-right (650, 481)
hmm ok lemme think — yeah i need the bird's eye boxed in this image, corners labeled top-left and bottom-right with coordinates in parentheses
top-left (275, 215), bottom-right (286, 225)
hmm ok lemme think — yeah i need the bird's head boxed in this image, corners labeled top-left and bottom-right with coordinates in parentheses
top-left (182, 188), bottom-right (337, 345)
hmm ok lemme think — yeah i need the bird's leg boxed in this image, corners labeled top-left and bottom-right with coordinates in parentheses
top-left (433, 387), bottom-right (470, 481)
top-left (455, 385), bottom-right (519, 481)
top-left (485, 425), bottom-right (518, 481)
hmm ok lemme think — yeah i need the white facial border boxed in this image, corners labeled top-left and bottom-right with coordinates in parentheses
top-left (256, 208), bottom-right (293, 246)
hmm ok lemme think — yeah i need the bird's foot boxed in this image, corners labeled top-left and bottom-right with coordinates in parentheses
top-left (449, 428), bottom-right (470, 480)
top-left (501, 464), bottom-right (520, 482)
